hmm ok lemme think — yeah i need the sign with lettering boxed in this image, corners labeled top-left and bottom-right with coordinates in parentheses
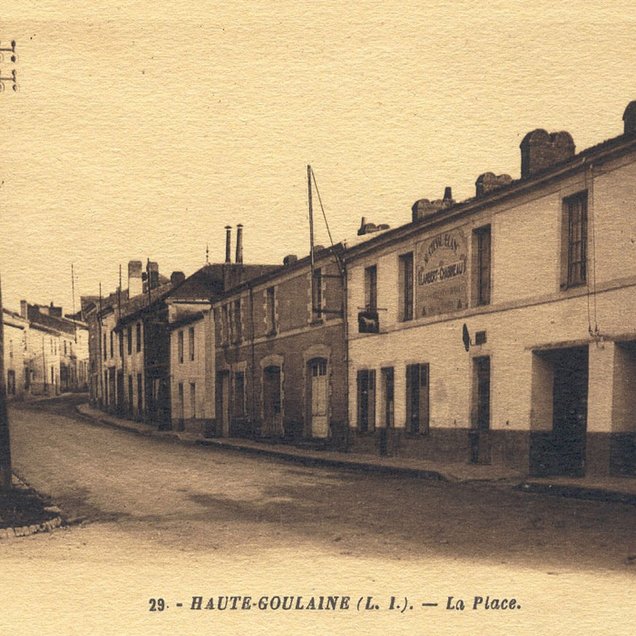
top-left (415, 229), bottom-right (468, 317)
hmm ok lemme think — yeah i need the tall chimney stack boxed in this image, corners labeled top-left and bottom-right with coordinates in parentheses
top-left (225, 226), bottom-right (232, 264)
top-left (128, 260), bottom-right (143, 298)
top-left (236, 224), bottom-right (243, 265)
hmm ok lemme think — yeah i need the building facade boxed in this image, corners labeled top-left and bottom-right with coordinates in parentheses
top-left (213, 245), bottom-right (348, 447)
top-left (346, 101), bottom-right (636, 477)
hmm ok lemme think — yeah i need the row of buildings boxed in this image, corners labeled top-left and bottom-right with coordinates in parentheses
top-left (85, 101), bottom-right (636, 478)
top-left (3, 302), bottom-right (89, 400)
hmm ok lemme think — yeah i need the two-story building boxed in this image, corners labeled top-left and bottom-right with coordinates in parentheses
top-left (213, 243), bottom-right (347, 447)
top-left (346, 101), bottom-right (636, 477)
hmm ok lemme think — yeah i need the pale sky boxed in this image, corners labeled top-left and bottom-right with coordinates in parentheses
top-left (1, 1), bottom-right (635, 313)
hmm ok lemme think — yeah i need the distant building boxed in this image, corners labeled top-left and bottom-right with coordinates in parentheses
top-left (18, 301), bottom-right (89, 396)
top-left (2, 308), bottom-right (28, 400)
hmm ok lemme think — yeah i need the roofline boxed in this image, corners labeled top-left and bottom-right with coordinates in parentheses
top-left (213, 243), bottom-right (346, 301)
top-left (344, 131), bottom-right (636, 261)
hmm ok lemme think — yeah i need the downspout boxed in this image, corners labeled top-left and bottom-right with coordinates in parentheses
top-left (342, 250), bottom-right (351, 452)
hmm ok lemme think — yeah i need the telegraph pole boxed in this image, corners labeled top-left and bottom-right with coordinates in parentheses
top-left (0, 276), bottom-right (13, 490)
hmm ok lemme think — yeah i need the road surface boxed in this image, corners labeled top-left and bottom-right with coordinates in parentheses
top-left (2, 395), bottom-right (635, 635)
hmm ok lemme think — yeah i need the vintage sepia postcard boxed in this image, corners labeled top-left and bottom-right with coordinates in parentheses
top-left (1, 2), bottom-right (635, 634)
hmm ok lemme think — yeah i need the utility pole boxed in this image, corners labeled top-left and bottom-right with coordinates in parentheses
top-left (0, 276), bottom-right (13, 490)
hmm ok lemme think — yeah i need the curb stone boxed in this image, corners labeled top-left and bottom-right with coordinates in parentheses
top-left (0, 475), bottom-right (65, 540)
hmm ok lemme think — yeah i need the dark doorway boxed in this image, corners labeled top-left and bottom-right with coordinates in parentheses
top-left (263, 366), bottom-right (282, 437)
top-left (552, 347), bottom-right (588, 476)
top-left (470, 356), bottom-right (491, 464)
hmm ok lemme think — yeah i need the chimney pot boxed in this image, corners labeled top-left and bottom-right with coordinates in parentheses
top-left (623, 100), bottom-right (636, 135)
top-left (20, 300), bottom-right (27, 318)
top-left (225, 226), bottom-right (232, 264)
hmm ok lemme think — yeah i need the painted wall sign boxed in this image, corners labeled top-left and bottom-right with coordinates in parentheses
top-left (415, 229), bottom-right (468, 317)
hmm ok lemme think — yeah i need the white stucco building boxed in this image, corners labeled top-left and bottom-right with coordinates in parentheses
top-left (346, 101), bottom-right (636, 477)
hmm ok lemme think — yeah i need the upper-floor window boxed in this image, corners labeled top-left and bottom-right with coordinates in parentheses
top-left (178, 330), bottom-right (184, 364)
top-left (473, 225), bottom-right (491, 306)
top-left (119, 332), bottom-right (124, 359)
top-left (364, 265), bottom-right (378, 311)
top-left (136, 322), bottom-right (142, 352)
top-left (266, 287), bottom-right (276, 335)
top-left (127, 325), bottom-right (132, 355)
top-left (399, 253), bottom-right (414, 321)
top-left (562, 192), bottom-right (588, 289)
top-left (110, 331), bottom-right (114, 358)
top-left (311, 268), bottom-right (322, 322)
top-left (103, 333), bottom-right (107, 361)
top-left (189, 326), bottom-right (195, 360)
top-left (233, 299), bottom-right (242, 342)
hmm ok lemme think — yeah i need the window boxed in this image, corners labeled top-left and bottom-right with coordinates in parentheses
top-left (233, 299), bottom-right (242, 342)
top-left (381, 367), bottom-right (394, 427)
top-left (178, 330), bottom-right (184, 364)
top-left (233, 371), bottom-right (245, 418)
top-left (473, 225), bottom-right (491, 306)
top-left (266, 287), bottom-right (276, 334)
top-left (189, 326), bottom-right (195, 360)
top-left (406, 363), bottom-right (430, 434)
top-left (562, 192), bottom-right (588, 288)
top-left (311, 268), bottom-right (322, 321)
top-left (222, 304), bottom-right (230, 343)
top-left (356, 369), bottom-right (376, 432)
top-left (136, 322), bottom-right (142, 352)
top-left (364, 265), bottom-right (378, 311)
top-left (103, 333), bottom-right (107, 361)
top-left (127, 325), bottom-right (132, 355)
top-left (64, 340), bottom-right (67, 355)
top-left (190, 382), bottom-right (196, 419)
top-left (119, 332), bottom-right (124, 359)
top-left (110, 331), bottom-right (114, 359)
top-left (399, 253), bottom-right (414, 321)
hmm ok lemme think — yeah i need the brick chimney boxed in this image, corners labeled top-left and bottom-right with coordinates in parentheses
top-left (520, 129), bottom-right (575, 179)
top-left (128, 260), bottom-right (143, 298)
top-left (147, 261), bottom-right (159, 289)
top-left (623, 100), bottom-right (636, 135)
top-left (170, 271), bottom-right (186, 287)
top-left (20, 300), bottom-right (27, 318)
top-left (411, 187), bottom-right (454, 222)
top-left (475, 172), bottom-right (513, 197)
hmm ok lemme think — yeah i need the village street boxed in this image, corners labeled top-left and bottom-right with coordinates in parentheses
top-left (2, 395), bottom-right (636, 635)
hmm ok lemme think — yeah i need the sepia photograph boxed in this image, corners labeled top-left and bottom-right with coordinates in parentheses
top-left (1, 2), bottom-right (635, 634)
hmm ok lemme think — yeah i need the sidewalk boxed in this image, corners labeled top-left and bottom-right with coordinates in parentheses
top-left (76, 403), bottom-right (636, 502)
